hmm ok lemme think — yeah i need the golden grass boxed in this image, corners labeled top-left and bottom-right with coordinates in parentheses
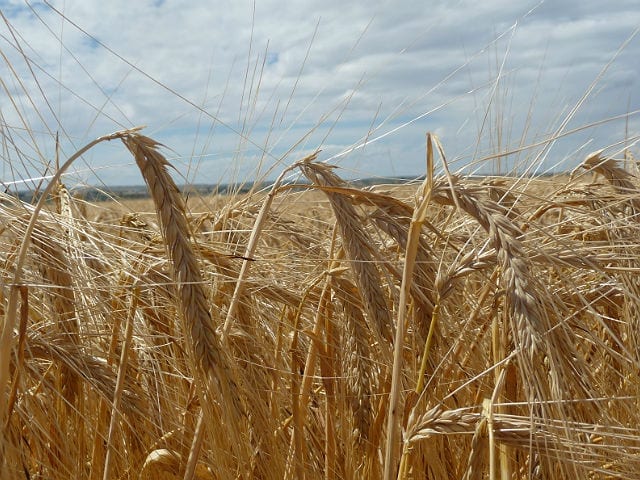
top-left (1, 130), bottom-right (640, 479)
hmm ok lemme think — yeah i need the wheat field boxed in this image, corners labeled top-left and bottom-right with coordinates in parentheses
top-left (0, 126), bottom-right (639, 478)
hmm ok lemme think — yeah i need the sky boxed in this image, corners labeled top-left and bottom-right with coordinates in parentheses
top-left (0, 0), bottom-right (639, 189)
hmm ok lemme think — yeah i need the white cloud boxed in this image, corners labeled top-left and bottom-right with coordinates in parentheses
top-left (0, 0), bottom-right (638, 188)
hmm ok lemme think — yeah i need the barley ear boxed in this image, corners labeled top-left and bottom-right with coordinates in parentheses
top-left (121, 133), bottom-right (249, 468)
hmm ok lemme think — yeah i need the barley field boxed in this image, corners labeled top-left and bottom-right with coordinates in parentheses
top-left (1, 3), bottom-right (640, 480)
top-left (1, 128), bottom-right (639, 479)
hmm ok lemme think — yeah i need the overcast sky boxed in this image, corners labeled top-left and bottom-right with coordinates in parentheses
top-left (0, 0), bottom-right (639, 188)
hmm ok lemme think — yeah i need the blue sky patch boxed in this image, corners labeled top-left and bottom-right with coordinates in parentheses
top-left (266, 52), bottom-right (279, 66)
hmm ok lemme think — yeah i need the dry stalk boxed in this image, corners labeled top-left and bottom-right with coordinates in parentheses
top-left (582, 151), bottom-right (640, 364)
top-left (432, 179), bottom-right (599, 421)
top-left (308, 184), bottom-right (438, 339)
top-left (0, 128), bottom-right (143, 474)
top-left (299, 160), bottom-right (394, 346)
top-left (461, 413), bottom-right (488, 480)
top-left (102, 285), bottom-right (139, 480)
top-left (384, 133), bottom-right (436, 480)
top-left (367, 200), bottom-right (437, 342)
top-left (31, 228), bottom-right (80, 406)
top-left (121, 133), bottom-right (249, 471)
top-left (332, 275), bottom-right (374, 444)
top-left (4, 286), bottom-right (28, 425)
top-left (582, 150), bottom-right (640, 215)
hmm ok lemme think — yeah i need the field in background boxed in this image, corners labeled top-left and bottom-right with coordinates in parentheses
top-left (1, 132), bottom-right (640, 478)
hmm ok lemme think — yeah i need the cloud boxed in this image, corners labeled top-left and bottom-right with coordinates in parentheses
top-left (0, 0), bottom-right (638, 187)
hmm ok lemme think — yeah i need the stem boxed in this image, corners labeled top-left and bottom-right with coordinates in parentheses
top-left (383, 134), bottom-right (435, 480)
top-left (103, 285), bottom-right (140, 480)
top-left (415, 300), bottom-right (441, 394)
top-left (183, 411), bottom-right (205, 480)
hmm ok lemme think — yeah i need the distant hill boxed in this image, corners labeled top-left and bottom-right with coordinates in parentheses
top-left (11, 176), bottom-right (422, 203)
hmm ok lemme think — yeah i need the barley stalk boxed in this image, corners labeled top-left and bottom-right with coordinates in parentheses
top-left (121, 133), bottom-right (249, 469)
top-left (299, 160), bottom-right (394, 345)
top-left (0, 127), bottom-right (142, 442)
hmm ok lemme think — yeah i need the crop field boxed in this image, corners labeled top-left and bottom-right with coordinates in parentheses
top-left (1, 3), bottom-right (639, 480)
top-left (1, 131), bottom-right (640, 479)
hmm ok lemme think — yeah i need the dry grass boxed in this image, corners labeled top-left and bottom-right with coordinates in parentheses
top-left (0, 127), bottom-right (639, 479)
